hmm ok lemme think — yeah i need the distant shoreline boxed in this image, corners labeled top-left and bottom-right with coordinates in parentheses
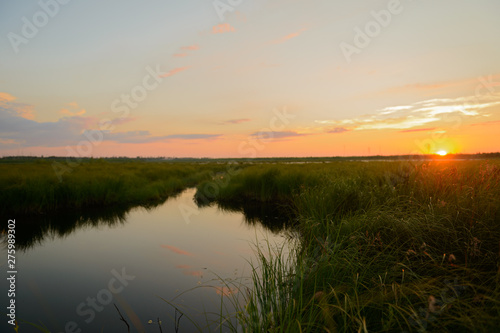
top-left (1, 152), bottom-right (500, 163)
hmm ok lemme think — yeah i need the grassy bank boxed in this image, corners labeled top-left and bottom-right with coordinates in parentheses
top-left (0, 159), bottom-right (231, 215)
top-left (196, 160), bottom-right (500, 332)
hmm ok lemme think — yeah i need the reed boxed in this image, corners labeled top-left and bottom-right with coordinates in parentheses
top-left (0, 158), bottom-right (229, 215)
top-left (203, 160), bottom-right (500, 332)
top-left (5, 158), bottom-right (500, 331)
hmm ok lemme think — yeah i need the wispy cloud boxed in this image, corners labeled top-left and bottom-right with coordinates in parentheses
top-left (471, 120), bottom-right (500, 126)
top-left (327, 127), bottom-right (351, 134)
top-left (105, 131), bottom-right (221, 144)
top-left (164, 133), bottom-right (221, 140)
top-left (272, 28), bottom-right (307, 44)
top-left (250, 130), bottom-right (305, 140)
top-left (221, 118), bottom-right (251, 125)
top-left (316, 94), bottom-right (500, 132)
top-left (174, 45), bottom-right (199, 58)
top-left (399, 127), bottom-right (436, 133)
top-left (159, 66), bottom-right (190, 78)
top-left (181, 45), bottom-right (199, 51)
top-left (212, 23), bottom-right (235, 34)
top-left (378, 74), bottom-right (500, 96)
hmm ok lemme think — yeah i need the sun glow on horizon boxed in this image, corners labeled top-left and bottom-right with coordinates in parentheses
top-left (436, 150), bottom-right (448, 156)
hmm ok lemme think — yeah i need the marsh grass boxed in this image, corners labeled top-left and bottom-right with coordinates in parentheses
top-left (5, 159), bottom-right (500, 331)
top-left (0, 159), bottom-right (230, 215)
top-left (200, 160), bottom-right (500, 332)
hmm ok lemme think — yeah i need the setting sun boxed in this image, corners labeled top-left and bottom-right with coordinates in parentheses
top-left (436, 150), bottom-right (448, 156)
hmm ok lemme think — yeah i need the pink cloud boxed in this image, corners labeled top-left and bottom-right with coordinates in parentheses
top-left (272, 28), bottom-right (306, 44)
top-left (181, 45), bottom-right (199, 51)
top-left (161, 245), bottom-right (194, 256)
top-left (173, 53), bottom-right (188, 58)
top-left (159, 66), bottom-right (190, 78)
top-left (212, 23), bottom-right (235, 34)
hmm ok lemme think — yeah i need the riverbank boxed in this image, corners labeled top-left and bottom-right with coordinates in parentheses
top-left (0, 159), bottom-right (231, 215)
top-left (2, 158), bottom-right (499, 331)
top-left (196, 160), bottom-right (500, 332)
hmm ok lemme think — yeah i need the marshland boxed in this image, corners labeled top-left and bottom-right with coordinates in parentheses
top-left (1, 157), bottom-right (499, 332)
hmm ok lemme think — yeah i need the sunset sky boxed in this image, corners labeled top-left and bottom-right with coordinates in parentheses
top-left (1, 0), bottom-right (499, 157)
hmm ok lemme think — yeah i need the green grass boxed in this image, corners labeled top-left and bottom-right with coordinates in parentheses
top-left (0, 158), bottom-right (233, 215)
top-left (3, 158), bottom-right (500, 331)
top-left (196, 160), bottom-right (500, 332)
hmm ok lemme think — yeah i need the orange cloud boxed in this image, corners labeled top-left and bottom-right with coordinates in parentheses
top-left (159, 66), bottom-right (190, 78)
top-left (471, 120), bottom-right (500, 126)
top-left (400, 127), bottom-right (437, 133)
top-left (16, 107), bottom-right (36, 120)
top-left (61, 108), bottom-right (86, 116)
top-left (212, 23), bottom-right (235, 34)
top-left (378, 73), bottom-right (500, 96)
top-left (0, 92), bottom-right (36, 120)
top-left (272, 28), bottom-right (307, 44)
top-left (161, 245), bottom-right (194, 256)
top-left (181, 45), bottom-right (199, 51)
top-left (173, 53), bottom-right (188, 57)
top-left (0, 92), bottom-right (16, 102)
top-left (60, 102), bottom-right (86, 116)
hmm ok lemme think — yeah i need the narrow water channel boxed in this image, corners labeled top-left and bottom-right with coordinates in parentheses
top-left (1, 188), bottom-right (291, 332)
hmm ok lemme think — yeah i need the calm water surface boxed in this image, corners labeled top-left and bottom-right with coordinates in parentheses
top-left (1, 189), bottom-right (291, 332)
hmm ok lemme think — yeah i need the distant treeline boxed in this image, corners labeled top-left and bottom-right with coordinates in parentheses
top-left (1, 152), bottom-right (500, 164)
